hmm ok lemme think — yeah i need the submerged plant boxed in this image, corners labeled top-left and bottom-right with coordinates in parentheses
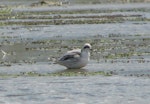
top-left (0, 8), bottom-right (12, 14)
top-left (0, 70), bottom-right (112, 78)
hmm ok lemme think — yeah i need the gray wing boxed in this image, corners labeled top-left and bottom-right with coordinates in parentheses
top-left (59, 51), bottom-right (81, 61)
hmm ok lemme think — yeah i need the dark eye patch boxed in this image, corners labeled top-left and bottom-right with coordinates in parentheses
top-left (83, 45), bottom-right (90, 49)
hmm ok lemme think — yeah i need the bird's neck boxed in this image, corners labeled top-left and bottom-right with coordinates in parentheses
top-left (81, 50), bottom-right (90, 60)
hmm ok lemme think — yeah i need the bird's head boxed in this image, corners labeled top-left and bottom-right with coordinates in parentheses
top-left (82, 43), bottom-right (92, 52)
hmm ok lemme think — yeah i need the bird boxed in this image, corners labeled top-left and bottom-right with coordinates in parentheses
top-left (57, 43), bottom-right (91, 69)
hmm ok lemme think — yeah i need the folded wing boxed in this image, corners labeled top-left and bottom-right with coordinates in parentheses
top-left (59, 51), bottom-right (81, 62)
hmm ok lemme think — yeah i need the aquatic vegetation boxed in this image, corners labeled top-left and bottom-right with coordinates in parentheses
top-left (1, 69), bottom-right (150, 78)
top-left (0, 34), bottom-right (149, 64)
top-left (30, 0), bottom-right (63, 7)
top-left (0, 8), bottom-right (11, 14)
top-left (0, 3), bottom-right (149, 78)
top-left (0, 70), bottom-right (112, 78)
top-left (0, 4), bottom-right (149, 26)
top-left (0, 2), bottom-right (150, 104)
top-left (49, 71), bottom-right (112, 76)
top-left (0, 8), bottom-right (12, 25)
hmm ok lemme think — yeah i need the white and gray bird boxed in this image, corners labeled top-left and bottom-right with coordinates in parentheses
top-left (57, 43), bottom-right (91, 69)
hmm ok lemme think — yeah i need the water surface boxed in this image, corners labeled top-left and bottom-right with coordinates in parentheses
top-left (0, 1), bottom-right (150, 104)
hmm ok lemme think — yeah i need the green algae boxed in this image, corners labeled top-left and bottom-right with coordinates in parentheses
top-left (48, 71), bottom-right (112, 77)
top-left (0, 34), bottom-right (149, 63)
top-left (0, 5), bottom-right (149, 26)
top-left (0, 71), bottom-right (112, 78)
top-left (0, 8), bottom-right (11, 14)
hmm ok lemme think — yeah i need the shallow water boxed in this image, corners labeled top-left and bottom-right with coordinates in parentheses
top-left (0, 23), bottom-right (150, 39)
top-left (0, 1), bottom-right (150, 104)
top-left (0, 76), bottom-right (150, 104)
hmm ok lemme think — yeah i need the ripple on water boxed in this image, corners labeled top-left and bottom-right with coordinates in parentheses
top-left (0, 76), bottom-right (149, 104)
